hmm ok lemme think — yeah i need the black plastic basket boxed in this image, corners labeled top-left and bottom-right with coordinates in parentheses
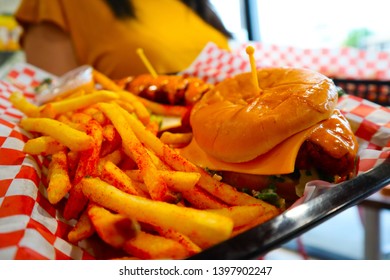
top-left (332, 78), bottom-right (390, 107)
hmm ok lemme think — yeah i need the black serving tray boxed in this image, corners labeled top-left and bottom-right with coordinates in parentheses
top-left (189, 156), bottom-right (390, 260)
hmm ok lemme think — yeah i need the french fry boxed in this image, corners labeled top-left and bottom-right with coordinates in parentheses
top-left (99, 149), bottom-right (124, 167)
top-left (116, 90), bottom-right (150, 126)
top-left (206, 205), bottom-right (265, 228)
top-left (63, 183), bottom-right (87, 220)
top-left (137, 96), bottom-right (189, 117)
top-left (195, 167), bottom-right (280, 215)
top-left (114, 99), bottom-right (135, 114)
top-left (79, 177), bottom-right (234, 248)
top-left (92, 69), bottom-right (150, 125)
top-left (38, 90), bottom-right (120, 117)
top-left (145, 119), bottom-right (160, 136)
top-left (47, 150), bottom-right (72, 204)
top-left (92, 69), bottom-right (123, 91)
top-left (63, 120), bottom-right (103, 219)
top-left (20, 117), bottom-right (94, 151)
top-left (39, 103), bottom-right (56, 118)
top-left (83, 107), bottom-right (108, 125)
top-left (100, 128), bottom-right (122, 157)
top-left (23, 136), bottom-right (65, 155)
top-left (153, 226), bottom-right (201, 256)
top-left (124, 169), bottom-right (200, 192)
top-left (179, 185), bottom-right (228, 209)
top-left (102, 124), bottom-right (116, 141)
top-left (56, 114), bottom-right (71, 124)
top-left (125, 169), bottom-right (217, 207)
top-left (73, 120), bottom-right (103, 181)
top-left (9, 92), bottom-right (40, 117)
top-left (60, 88), bottom-right (86, 100)
top-left (125, 162), bottom-right (226, 209)
top-left (67, 150), bottom-right (80, 180)
top-left (146, 148), bottom-right (169, 170)
top-left (123, 231), bottom-right (190, 260)
top-left (97, 102), bottom-right (170, 202)
top-left (100, 160), bottom-right (142, 196)
top-left (80, 106), bottom-right (99, 116)
top-left (88, 204), bottom-right (140, 249)
top-left (160, 131), bottom-right (192, 146)
top-left (125, 159), bottom-right (224, 209)
top-left (70, 112), bottom-right (92, 124)
top-left (67, 208), bottom-right (95, 244)
top-left (231, 210), bottom-right (279, 237)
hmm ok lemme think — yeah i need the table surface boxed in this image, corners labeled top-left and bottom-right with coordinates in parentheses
top-left (360, 190), bottom-right (390, 210)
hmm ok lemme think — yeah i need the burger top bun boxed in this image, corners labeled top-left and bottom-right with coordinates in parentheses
top-left (190, 67), bottom-right (339, 163)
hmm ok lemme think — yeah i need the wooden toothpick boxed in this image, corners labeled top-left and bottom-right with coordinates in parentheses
top-left (246, 45), bottom-right (260, 92)
top-left (136, 48), bottom-right (158, 78)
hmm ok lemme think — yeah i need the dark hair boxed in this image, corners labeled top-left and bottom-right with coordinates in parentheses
top-left (103, 0), bottom-right (232, 38)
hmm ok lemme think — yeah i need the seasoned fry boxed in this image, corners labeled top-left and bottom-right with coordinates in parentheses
top-left (160, 131), bottom-right (192, 147)
top-left (153, 227), bottom-right (201, 256)
top-left (23, 135), bottom-right (65, 155)
top-left (116, 90), bottom-right (150, 126)
top-left (86, 107), bottom-right (108, 125)
top-left (88, 204), bottom-right (140, 249)
top-left (92, 69), bottom-right (123, 91)
top-left (100, 161), bottom-right (141, 196)
top-left (124, 169), bottom-right (200, 192)
top-left (100, 149), bottom-right (123, 166)
top-left (126, 156), bottom-right (225, 209)
top-left (113, 99), bottom-right (135, 114)
top-left (38, 90), bottom-right (120, 117)
top-left (67, 208), bottom-right (95, 244)
top-left (137, 96), bottom-right (189, 117)
top-left (97, 102), bottom-right (170, 201)
top-left (231, 210), bottom-right (279, 237)
top-left (178, 185), bottom-right (228, 209)
top-left (123, 231), bottom-right (190, 260)
top-left (146, 148), bottom-right (169, 170)
top-left (20, 117), bottom-right (94, 151)
top-left (70, 112), bottom-right (92, 124)
top-left (206, 205), bottom-right (265, 228)
top-left (67, 150), bottom-right (80, 179)
top-left (59, 88), bottom-right (86, 100)
top-left (39, 103), bottom-right (56, 118)
top-left (100, 128), bottom-right (122, 157)
top-left (80, 177), bottom-right (234, 248)
top-left (63, 120), bottom-right (103, 219)
top-left (9, 92), bottom-right (40, 117)
top-left (92, 69), bottom-right (150, 125)
top-left (47, 150), bottom-right (72, 204)
top-left (102, 124), bottom-right (116, 141)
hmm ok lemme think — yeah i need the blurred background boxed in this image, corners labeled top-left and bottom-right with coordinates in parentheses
top-left (2, 0), bottom-right (390, 70)
top-left (0, 0), bottom-right (389, 260)
top-left (211, 0), bottom-right (390, 51)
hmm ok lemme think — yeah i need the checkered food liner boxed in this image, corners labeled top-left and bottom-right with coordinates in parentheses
top-left (180, 42), bottom-right (390, 82)
top-left (1, 45), bottom-right (390, 259)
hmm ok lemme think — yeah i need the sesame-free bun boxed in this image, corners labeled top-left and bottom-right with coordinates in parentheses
top-left (190, 67), bottom-right (339, 163)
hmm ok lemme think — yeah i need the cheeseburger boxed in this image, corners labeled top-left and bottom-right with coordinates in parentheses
top-left (179, 67), bottom-right (359, 207)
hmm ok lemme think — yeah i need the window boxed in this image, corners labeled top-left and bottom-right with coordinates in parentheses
top-left (212, 0), bottom-right (390, 51)
top-left (256, 0), bottom-right (389, 50)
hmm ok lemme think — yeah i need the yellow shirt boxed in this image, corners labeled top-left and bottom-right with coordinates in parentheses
top-left (15, 0), bottom-right (230, 79)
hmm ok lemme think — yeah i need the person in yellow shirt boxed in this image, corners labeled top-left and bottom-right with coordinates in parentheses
top-left (14, 0), bottom-right (232, 79)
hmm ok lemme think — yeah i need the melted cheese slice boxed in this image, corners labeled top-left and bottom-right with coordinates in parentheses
top-left (179, 125), bottom-right (319, 175)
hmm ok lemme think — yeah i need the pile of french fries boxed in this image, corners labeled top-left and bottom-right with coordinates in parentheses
top-left (10, 69), bottom-right (280, 260)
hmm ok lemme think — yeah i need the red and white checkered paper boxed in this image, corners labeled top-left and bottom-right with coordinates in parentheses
top-left (181, 42), bottom-right (390, 81)
top-left (1, 43), bottom-right (390, 259)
